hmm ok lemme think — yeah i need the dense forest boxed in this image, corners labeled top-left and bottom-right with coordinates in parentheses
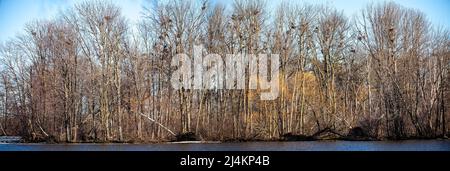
top-left (0, 0), bottom-right (449, 142)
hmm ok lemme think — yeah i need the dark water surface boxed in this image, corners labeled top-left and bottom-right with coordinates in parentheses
top-left (1, 140), bottom-right (449, 151)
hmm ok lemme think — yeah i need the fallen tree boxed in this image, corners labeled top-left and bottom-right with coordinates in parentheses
top-left (137, 113), bottom-right (176, 136)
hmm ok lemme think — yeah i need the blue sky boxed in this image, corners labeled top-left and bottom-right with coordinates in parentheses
top-left (1, 0), bottom-right (449, 42)
top-left (0, 0), bottom-right (146, 42)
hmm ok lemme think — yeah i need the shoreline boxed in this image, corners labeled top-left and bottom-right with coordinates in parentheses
top-left (2, 136), bottom-right (448, 145)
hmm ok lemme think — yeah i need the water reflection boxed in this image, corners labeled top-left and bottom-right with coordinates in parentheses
top-left (0, 140), bottom-right (449, 151)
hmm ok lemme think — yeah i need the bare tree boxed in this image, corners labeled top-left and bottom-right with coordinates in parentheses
top-left (0, 0), bottom-right (448, 142)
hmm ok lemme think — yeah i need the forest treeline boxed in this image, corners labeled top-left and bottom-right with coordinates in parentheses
top-left (0, 0), bottom-right (449, 142)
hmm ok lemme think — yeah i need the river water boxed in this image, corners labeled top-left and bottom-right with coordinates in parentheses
top-left (0, 140), bottom-right (449, 151)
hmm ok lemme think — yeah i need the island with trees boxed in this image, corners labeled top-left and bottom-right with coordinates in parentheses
top-left (0, 0), bottom-right (448, 143)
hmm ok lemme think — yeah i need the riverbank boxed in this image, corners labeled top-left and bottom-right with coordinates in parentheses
top-left (3, 127), bottom-right (448, 144)
top-left (1, 135), bottom-right (448, 144)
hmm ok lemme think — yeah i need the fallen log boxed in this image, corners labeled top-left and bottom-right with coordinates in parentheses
top-left (137, 112), bottom-right (176, 136)
top-left (312, 127), bottom-right (344, 140)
